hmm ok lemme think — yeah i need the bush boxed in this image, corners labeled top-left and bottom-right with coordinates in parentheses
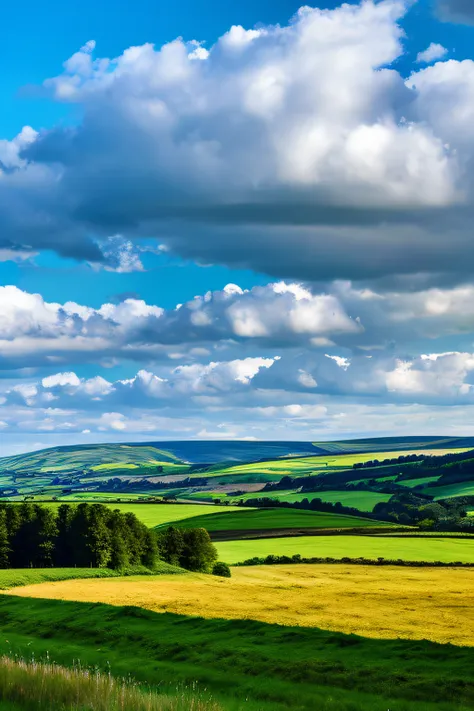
top-left (212, 561), bottom-right (231, 578)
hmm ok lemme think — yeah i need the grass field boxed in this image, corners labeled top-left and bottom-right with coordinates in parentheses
top-left (0, 595), bottom-right (473, 711)
top-left (399, 476), bottom-right (442, 488)
top-left (425, 482), bottom-right (474, 499)
top-left (0, 656), bottom-right (219, 711)
top-left (7, 565), bottom-right (474, 646)
top-left (215, 535), bottom-right (474, 564)
top-left (0, 564), bottom-right (184, 591)
top-left (231, 490), bottom-right (392, 511)
top-left (162, 508), bottom-right (391, 534)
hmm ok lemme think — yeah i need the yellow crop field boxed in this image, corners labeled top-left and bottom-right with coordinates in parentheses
top-left (9, 564), bottom-right (474, 646)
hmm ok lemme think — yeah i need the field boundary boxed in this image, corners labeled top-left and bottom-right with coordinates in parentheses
top-left (235, 555), bottom-right (474, 568)
top-left (209, 526), bottom-right (408, 541)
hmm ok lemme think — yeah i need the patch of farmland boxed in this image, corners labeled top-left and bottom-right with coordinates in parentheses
top-left (424, 482), bottom-right (474, 499)
top-left (399, 476), bottom-right (442, 489)
top-left (9, 565), bottom-right (474, 646)
top-left (312, 436), bottom-right (474, 454)
top-left (225, 489), bottom-right (392, 511)
top-left (57, 492), bottom-right (157, 502)
top-left (159, 507), bottom-right (391, 535)
top-left (208, 448), bottom-right (473, 480)
top-left (215, 535), bottom-right (474, 564)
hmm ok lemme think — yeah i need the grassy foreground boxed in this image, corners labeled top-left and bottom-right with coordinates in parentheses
top-left (0, 656), bottom-right (219, 711)
top-left (0, 595), bottom-right (472, 711)
top-left (8, 565), bottom-right (474, 645)
top-left (215, 534), bottom-right (474, 563)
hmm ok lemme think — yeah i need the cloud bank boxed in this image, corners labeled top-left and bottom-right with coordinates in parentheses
top-left (2, 0), bottom-right (474, 283)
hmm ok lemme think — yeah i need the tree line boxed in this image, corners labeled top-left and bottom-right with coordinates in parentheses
top-left (0, 502), bottom-right (158, 570)
top-left (0, 502), bottom-right (229, 575)
top-left (241, 492), bottom-right (474, 531)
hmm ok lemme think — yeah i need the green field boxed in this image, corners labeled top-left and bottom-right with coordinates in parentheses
top-left (0, 595), bottom-right (472, 711)
top-left (425, 482), bottom-right (474, 499)
top-left (207, 448), bottom-right (472, 482)
top-left (162, 508), bottom-right (391, 534)
top-left (216, 535), bottom-right (474, 564)
top-left (228, 490), bottom-right (392, 511)
top-left (0, 563), bottom-right (183, 591)
top-left (399, 476), bottom-right (442, 489)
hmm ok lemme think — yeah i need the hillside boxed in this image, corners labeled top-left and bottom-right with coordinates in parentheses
top-left (3, 437), bottom-right (474, 473)
top-left (2, 438), bottom-right (474, 507)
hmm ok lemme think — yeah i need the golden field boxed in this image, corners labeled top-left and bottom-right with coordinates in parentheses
top-left (7, 564), bottom-right (474, 646)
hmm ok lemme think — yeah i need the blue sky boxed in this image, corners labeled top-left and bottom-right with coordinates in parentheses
top-left (2, 0), bottom-right (474, 454)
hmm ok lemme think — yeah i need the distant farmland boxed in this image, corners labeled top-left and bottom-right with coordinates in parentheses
top-left (215, 535), bottom-right (474, 564)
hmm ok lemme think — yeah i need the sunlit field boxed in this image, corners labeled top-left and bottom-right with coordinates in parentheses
top-left (8, 565), bottom-right (474, 646)
top-left (208, 448), bottom-right (472, 479)
top-left (215, 534), bottom-right (474, 563)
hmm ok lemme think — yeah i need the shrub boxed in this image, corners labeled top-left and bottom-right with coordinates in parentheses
top-left (212, 561), bottom-right (231, 578)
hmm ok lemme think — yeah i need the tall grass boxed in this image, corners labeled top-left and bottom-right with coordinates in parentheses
top-left (0, 655), bottom-right (221, 711)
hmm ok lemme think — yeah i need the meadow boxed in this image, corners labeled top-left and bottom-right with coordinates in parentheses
top-left (215, 534), bottom-right (474, 564)
top-left (8, 565), bottom-right (474, 646)
top-left (220, 489), bottom-right (393, 511)
top-left (0, 593), bottom-right (473, 711)
top-left (162, 507), bottom-right (392, 534)
top-left (426, 482), bottom-right (474, 499)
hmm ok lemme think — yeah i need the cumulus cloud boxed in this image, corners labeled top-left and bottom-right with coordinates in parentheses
top-left (0, 282), bottom-right (360, 369)
top-left (7, 279), bottom-right (474, 371)
top-left (4, 349), bottom-right (474, 447)
top-left (3, 1), bottom-right (474, 281)
top-left (416, 43), bottom-right (448, 64)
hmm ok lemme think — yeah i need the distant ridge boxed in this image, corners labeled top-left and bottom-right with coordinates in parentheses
top-left (2, 436), bottom-right (474, 472)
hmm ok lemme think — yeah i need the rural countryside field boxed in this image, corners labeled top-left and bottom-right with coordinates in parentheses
top-left (0, 438), bottom-right (473, 709)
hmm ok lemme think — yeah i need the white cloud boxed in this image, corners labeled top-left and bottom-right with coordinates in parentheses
top-left (416, 43), bottom-right (448, 64)
top-left (0, 282), bottom-right (360, 369)
top-left (325, 354), bottom-right (351, 370)
top-left (42, 372), bottom-right (81, 388)
top-left (3, 0), bottom-right (474, 284)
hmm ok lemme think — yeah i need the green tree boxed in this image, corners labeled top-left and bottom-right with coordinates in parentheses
top-left (141, 528), bottom-right (159, 569)
top-left (14, 503), bottom-right (38, 567)
top-left (31, 505), bottom-right (58, 567)
top-left (109, 510), bottom-right (130, 570)
top-left (85, 505), bottom-right (112, 567)
top-left (159, 526), bottom-right (184, 566)
top-left (0, 510), bottom-right (10, 568)
top-left (212, 561), bottom-right (231, 578)
top-left (181, 528), bottom-right (217, 572)
top-left (55, 504), bottom-right (76, 566)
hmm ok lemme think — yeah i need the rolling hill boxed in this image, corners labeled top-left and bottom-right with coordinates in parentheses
top-left (3, 436), bottom-right (474, 473)
top-left (1, 438), bottom-right (474, 513)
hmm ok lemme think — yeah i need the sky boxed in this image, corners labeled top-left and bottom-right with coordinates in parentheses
top-left (2, 0), bottom-right (474, 454)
